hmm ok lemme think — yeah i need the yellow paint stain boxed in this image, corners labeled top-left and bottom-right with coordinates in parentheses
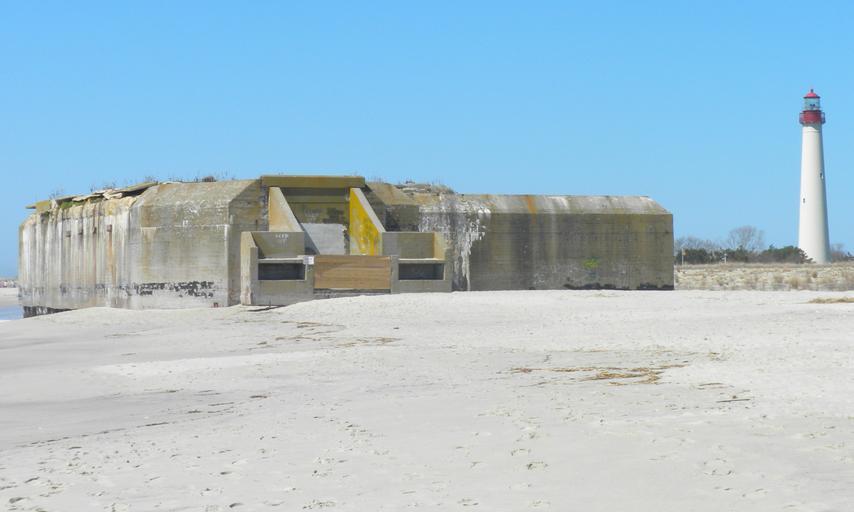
top-left (348, 189), bottom-right (382, 255)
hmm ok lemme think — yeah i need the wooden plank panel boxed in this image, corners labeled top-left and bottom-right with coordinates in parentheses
top-left (314, 255), bottom-right (391, 290)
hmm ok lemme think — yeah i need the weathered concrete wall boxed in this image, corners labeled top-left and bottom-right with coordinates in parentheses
top-left (304, 224), bottom-right (347, 255)
top-left (21, 176), bottom-right (673, 314)
top-left (365, 182), bottom-right (421, 231)
top-left (412, 194), bottom-right (673, 291)
top-left (381, 232), bottom-right (435, 259)
top-left (19, 195), bottom-right (137, 313)
top-left (19, 180), bottom-right (263, 313)
top-left (226, 181), bottom-right (268, 304)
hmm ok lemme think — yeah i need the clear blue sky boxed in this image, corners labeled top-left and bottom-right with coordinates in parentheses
top-left (2, 1), bottom-right (853, 276)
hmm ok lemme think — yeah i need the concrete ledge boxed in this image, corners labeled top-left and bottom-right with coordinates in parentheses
top-left (261, 175), bottom-right (366, 189)
top-left (253, 231), bottom-right (305, 258)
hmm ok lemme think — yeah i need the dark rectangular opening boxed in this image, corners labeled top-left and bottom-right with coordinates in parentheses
top-left (399, 263), bottom-right (443, 280)
top-left (259, 262), bottom-right (305, 280)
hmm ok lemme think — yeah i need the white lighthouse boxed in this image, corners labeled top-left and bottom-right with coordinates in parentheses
top-left (798, 89), bottom-right (831, 264)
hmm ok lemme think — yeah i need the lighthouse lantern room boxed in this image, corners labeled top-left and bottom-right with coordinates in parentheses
top-left (800, 89), bottom-right (825, 125)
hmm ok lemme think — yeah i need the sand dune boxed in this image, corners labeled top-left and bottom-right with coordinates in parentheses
top-left (1, 290), bottom-right (853, 511)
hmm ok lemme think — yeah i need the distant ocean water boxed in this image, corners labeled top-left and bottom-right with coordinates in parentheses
top-left (0, 306), bottom-right (22, 321)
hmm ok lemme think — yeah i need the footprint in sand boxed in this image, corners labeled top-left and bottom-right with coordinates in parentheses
top-left (526, 461), bottom-right (548, 470)
top-left (742, 488), bottom-right (767, 498)
top-left (302, 499), bottom-right (336, 509)
top-left (702, 458), bottom-right (734, 476)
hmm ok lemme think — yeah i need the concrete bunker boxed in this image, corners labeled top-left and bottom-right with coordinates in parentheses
top-left (18, 174), bottom-right (673, 315)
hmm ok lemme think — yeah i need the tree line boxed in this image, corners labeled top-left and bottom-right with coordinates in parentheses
top-left (676, 226), bottom-right (852, 264)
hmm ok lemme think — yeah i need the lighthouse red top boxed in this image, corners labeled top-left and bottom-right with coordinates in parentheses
top-left (800, 89), bottom-right (825, 125)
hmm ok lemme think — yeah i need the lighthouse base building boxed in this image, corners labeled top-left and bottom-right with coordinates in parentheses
top-left (18, 175), bottom-right (674, 316)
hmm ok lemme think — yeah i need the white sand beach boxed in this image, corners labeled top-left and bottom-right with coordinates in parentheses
top-left (1, 290), bottom-right (852, 511)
